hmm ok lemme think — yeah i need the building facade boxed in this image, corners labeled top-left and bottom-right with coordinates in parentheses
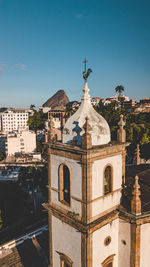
top-left (5, 130), bottom-right (36, 156)
top-left (44, 80), bottom-right (150, 267)
top-left (0, 108), bottom-right (33, 133)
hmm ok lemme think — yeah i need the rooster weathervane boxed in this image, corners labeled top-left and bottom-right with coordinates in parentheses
top-left (82, 58), bottom-right (92, 81)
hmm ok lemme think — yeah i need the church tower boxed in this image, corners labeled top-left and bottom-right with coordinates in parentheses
top-left (44, 64), bottom-right (127, 267)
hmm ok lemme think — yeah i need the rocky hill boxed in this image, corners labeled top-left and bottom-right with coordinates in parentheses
top-left (42, 90), bottom-right (69, 109)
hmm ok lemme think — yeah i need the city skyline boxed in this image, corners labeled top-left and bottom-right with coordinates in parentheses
top-left (0, 0), bottom-right (150, 108)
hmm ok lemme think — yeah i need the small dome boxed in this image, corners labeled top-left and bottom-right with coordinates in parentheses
top-left (62, 82), bottom-right (111, 146)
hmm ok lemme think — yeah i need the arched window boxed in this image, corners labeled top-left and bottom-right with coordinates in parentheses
top-left (101, 254), bottom-right (115, 267)
top-left (59, 164), bottom-right (71, 206)
top-left (104, 165), bottom-right (112, 195)
top-left (60, 253), bottom-right (73, 267)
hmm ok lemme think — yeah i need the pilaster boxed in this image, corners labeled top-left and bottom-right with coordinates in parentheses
top-left (130, 175), bottom-right (141, 267)
top-left (48, 212), bottom-right (53, 267)
top-left (81, 154), bottom-right (93, 224)
top-left (82, 230), bottom-right (92, 267)
top-left (130, 223), bottom-right (141, 267)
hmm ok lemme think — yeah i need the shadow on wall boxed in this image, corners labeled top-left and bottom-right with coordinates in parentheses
top-left (72, 121), bottom-right (82, 146)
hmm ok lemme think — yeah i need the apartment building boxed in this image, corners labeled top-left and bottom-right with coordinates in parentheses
top-left (5, 130), bottom-right (36, 156)
top-left (0, 108), bottom-right (33, 133)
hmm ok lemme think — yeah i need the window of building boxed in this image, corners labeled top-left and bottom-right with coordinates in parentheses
top-left (60, 253), bottom-right (73, 267)
top-left (104, 236), bottom-right (111, 246)
top-left (104, 165), bottom-right (113, 195)
top-left (101, 254), bottom-right (115, 267)
top-left (59, 164), bottom-right (71, 206)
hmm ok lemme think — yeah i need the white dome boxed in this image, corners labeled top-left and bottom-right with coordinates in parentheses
top-left (62, 82), bottom-right (111, 146)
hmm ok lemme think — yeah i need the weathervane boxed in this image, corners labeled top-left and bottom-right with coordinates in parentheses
top-left (82, 57), bottom-right (92, 81)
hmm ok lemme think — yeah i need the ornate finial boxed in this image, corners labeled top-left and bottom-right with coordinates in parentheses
top-left (117, 114), bottom-right (126, 143)
top-left (131, 175), bottom-right (141, 215)
top-left (81, 117), bottom-right (92, 149)
top-left (82, 58), bottom-right (92, 81)
top-left (133, 144), bottom-right (141, 165)
top-left (118, 114), bottom-right (126, 128)
top-left (133, 176), bottom-right (141, 193)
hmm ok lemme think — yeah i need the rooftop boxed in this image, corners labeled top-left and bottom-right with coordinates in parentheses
top-left (0, 227), bottom-right (49, 267)
top-left (122, 164), bottom-right (150, 213)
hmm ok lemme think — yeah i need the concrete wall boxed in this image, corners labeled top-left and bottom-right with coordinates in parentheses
top-left (7, 136), bottom-right (20, 155)
top-left (52, 216), bottom-right (81, 267)
top-left (140, 223), bottom-right (150, 267)
top-left (51, 154), bottom-right (82, 216)
top-left (7, 130), bottom-right (36, 155)
top-left (21, 130), bottom-right (36, 153)
top-left (118, 219), bottom-right (131, 267)
top-left (93, 218), bottom-right (119, 267)
top-left (92, 154), bottom-right (122, 217)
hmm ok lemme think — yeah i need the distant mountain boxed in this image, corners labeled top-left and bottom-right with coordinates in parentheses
top-left (42, 90), bottom-right (69, 109)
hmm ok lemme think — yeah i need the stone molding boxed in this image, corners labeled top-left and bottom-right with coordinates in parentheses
top-left (119, 208), bottom-right (150, 225)
top-left (43, 203), bottom-right (118, 234)
top-left (47, 142), bottom-right (128, 162)
top-left (48, 185), bottom-right (121, 205)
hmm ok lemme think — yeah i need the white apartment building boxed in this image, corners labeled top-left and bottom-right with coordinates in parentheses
top-left (0, 108), bottom-right (33, 133)
top-left (5, 130), bottom-right (36, 156)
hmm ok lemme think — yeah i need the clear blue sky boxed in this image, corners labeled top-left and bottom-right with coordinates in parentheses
top-left (0, 0), bottom-right (150, 108)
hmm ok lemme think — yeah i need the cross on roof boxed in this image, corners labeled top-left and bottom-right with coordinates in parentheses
top-left (83, 57), bottom-right (88, 73)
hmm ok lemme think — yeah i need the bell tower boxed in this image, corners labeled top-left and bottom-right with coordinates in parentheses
top-left (44, 65), bottom-right (127, 267)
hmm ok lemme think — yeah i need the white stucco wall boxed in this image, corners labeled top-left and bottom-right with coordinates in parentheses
top-left (92, 154), bottom-right (122, 217)
top-left (7, 130), bottom-right (36, 155)
top-left (140, 223), bottom-right (150, 267)
top-left (93, 218), bottom-right (119, 267)
top-left (52, 216), bottom-right (81, 267)
top-left (118, 219), bottom-right (131, 267)
top-left (7, 136), bottom-right (20, 155)
top-left (21, 130), bottom-right (36, 153)
top-left (51, 154), bottom-right (82, 215)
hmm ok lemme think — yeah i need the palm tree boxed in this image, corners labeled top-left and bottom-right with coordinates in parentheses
top-left (115, 85), bottom-right (125, 96)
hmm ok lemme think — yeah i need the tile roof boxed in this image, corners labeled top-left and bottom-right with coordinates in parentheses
top-left (0, 230), bottom-right (49, 267)
top-left (122, 164), bottom-right (150, 213)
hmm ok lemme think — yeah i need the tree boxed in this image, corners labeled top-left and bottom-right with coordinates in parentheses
top-left (27, 111), bottom-right (47, 132)
top-left (30, 104), bottom-right (36, 110)
top-left (0, 152), bottom-right (4, 161)
top-left (115, 85), bottom-right (125, 96)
